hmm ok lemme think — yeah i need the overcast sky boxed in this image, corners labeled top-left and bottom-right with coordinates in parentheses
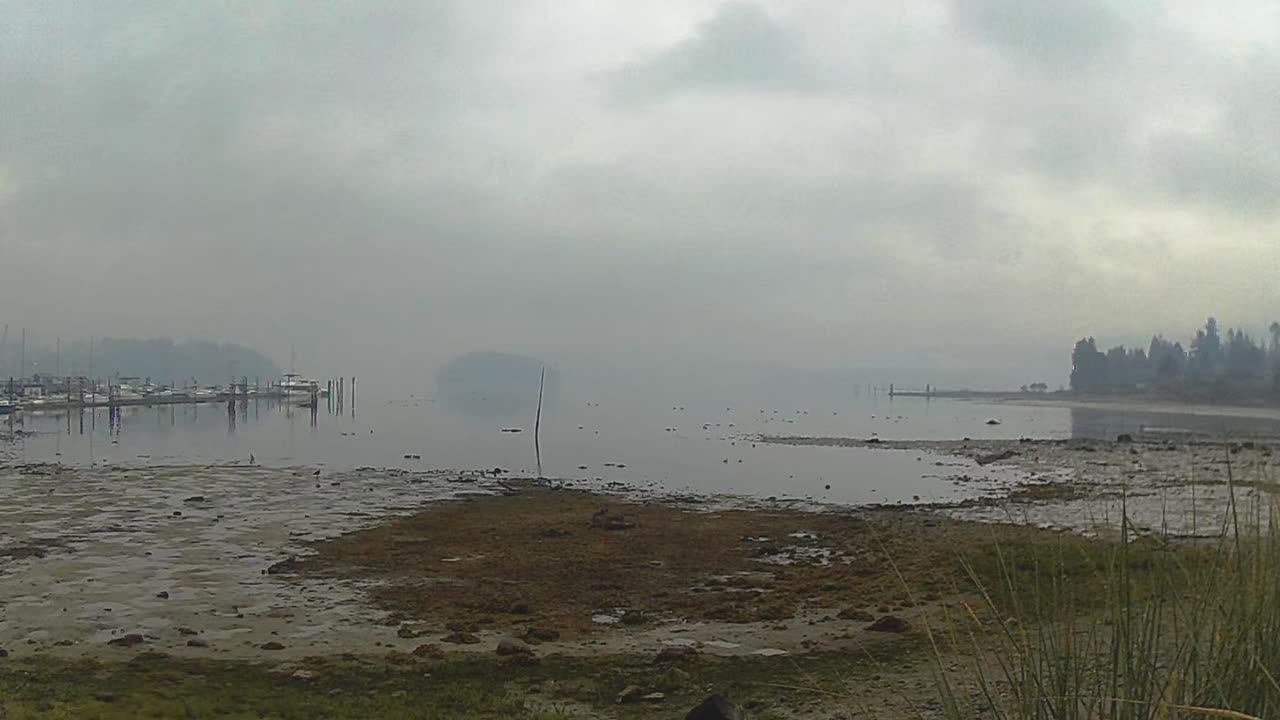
top-left (3, 1), bottom-right (1278, 390)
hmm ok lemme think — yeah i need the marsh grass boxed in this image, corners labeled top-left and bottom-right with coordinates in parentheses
top-left (933, 454), bottom-right (1280, 720)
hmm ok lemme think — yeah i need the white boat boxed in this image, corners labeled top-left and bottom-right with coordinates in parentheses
top-left (279, 374), bottom-right (328, 397)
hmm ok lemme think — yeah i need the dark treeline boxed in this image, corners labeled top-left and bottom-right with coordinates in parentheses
top-left (1071, 318), bottom-right (1280, 403)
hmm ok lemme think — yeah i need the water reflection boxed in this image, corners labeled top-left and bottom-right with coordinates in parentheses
top-left (8, 392), bottom-right (1280, 504)
top-left (1069, 406), bottom-right (1280, 440)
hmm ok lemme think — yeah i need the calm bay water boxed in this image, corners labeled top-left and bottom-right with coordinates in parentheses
top-left (5, 387), bottom-right (1280, 505)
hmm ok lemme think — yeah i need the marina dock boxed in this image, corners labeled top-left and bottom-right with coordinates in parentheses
top-left (2, 374), bottom-right (355, 416)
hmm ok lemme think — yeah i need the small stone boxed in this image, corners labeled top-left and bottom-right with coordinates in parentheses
top-left (187, 639), bottom-right (209, 648)
top-left (291, 669), bottom-right (316, 680)
top-left (642, 692), bottom-right (666, 703)
top-left (261, 641), bottom-right (286, 651)
top-left (508, 602), bottom-right (532, 615)
top-left (183, 496), bottom-right (205, 503)
top-left (177, 627), bottom-right (198, 636)
top-left (617, 685), bottom-right (645, 704)
top-left (866, 615), bottom-right (911, 633)
top-left (0, 647), bottom-right (9, 657)
top-left (107, 634), bottom-right (145, 648)
top-left (412, 644), bottom-right (445, 659)
top-left (523, 627), bottom-right (560, 643)
top-left (837, 608), bottom-right (875, 622)
top-left (442, 632), bottom-right (480, 645)
top-left (396, 625), bottom-right (424, 639)
top-left (156, 591), bottom-right (169, 599)
top-left (620, 609), bottom-right (648, 626)
top-left (496, 636), bottom-right (532, 656)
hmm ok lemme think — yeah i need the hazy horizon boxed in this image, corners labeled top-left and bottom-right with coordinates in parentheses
top-left (5, 1), bottom-right (1279, 394)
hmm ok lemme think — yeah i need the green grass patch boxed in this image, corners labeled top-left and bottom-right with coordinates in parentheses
top-left (933, 490), bottom-right (1280, 720)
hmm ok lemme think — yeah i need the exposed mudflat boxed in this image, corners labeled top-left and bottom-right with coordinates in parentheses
top-left (0, 462), bottom-right (502, 660)
top-left (1, 434), bottom-right (1275, 718)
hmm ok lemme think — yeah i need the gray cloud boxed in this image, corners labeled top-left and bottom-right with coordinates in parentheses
top-left (1, 0), bottom-right (1277, 392)
top-left (607, 2), bottom-right (820, 100)
top-left (951, 0), bottom-right (1133, 71)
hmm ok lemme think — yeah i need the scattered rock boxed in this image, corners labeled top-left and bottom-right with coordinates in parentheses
top-left (837, 607), bottom-right (875, 622)
top-left (976, 450), bottom-right (1017, 465)
top-left (412, 643), bottom-right (446, 659)
top-left (686, 694), bottom-right (743, 720)
top-left (617, 685), bottom-right (645, 704)
top-left (442, 632), bottom-right (481, 645)
top-left (155, 591), bottom-right (169, 599)
top-left (183, 496), bottom-right (205, 503)
top-left (177, 627), bottom-right (199, 636)
top-left (93, 692), bottom-right (117, 703)
top-left (654, 645), bottom-right (698, 664)
top-left (0, 648), bottom-right (8, 658)
top-left (508, 602), bottom-right (532, 615)
top-left (523, 627), bottom-right (560, 643)
top-left (496, 636), bottom-right (532, 656)
top-left (291, 669), bottom-right (316, 680)
top-left (985, 419), bottom-right (1002, 425)
top-left (260, 641), bottom-right (286, 651)
top-left (866, 615), bottom-right (911, 633)
top-left (396, 625), bottom-right (426, 639)
top-left (107, 634), bottom-right (145, 648)
top-left (643, 692), bottom-right (667, 703)
top-left (186, 639), bottom-right (209, 648)
top-left (1116, 433), bottom-right (1134, 443)
top-left (620, 609), bottom-right (648, 625)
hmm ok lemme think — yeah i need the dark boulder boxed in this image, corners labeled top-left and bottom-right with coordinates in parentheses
top-left (686, 694), bottom-right (742, 720)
